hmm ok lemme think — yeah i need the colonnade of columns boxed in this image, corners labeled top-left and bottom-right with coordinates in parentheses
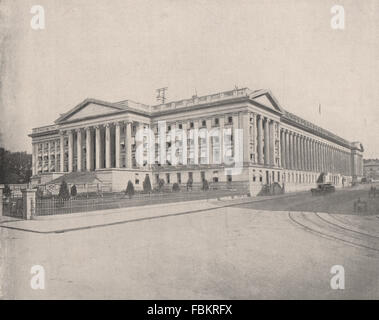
top-left (32, 114), bottom-right (354, 178)
top-left (60, 121), bottom-right (134, 173)
top-left (255, 115), bottom-right (280, 167)
top-left (279, 129), bottom-right (352, 175)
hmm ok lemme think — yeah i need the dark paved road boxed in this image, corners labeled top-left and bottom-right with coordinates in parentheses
top-left (236, 186), bottom-right (379, 215)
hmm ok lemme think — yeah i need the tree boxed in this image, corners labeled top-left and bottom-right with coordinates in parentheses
top-left (71, 185), bottom-right (77, 197)
top-left (125, 180), bottom-right (135, 199)
top-left (3, 184), bottom-right (11, 198)
top-left (0, 148), bottom-right (32, 184)
top-left (172, 183), bottom-right (180, 192)
top-left (143, 175), bottom-right (152, 193)
top-left (202, 179), bottom-right (209, 191)
top-left (58, 180), bottom-right (70, 200)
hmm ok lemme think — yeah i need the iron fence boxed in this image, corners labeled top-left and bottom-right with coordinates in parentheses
top-left (34, 181), bottom-right (249, 216)
top-left (2, 195), bottom-right (24, 218)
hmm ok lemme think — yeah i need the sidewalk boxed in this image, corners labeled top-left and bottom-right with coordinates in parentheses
top-left (0, 192), bottom-right (306, 234)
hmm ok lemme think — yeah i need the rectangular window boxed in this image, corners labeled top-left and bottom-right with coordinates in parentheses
top-left (177, 173), bottom-right (181, 184)
top-left (166, 173), bottom-right (170, 184)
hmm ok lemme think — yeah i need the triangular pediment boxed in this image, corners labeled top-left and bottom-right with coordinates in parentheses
top-left (55, 99), bottom-right (125, 123)
top-left (249, 90), bottom-right (284, 114)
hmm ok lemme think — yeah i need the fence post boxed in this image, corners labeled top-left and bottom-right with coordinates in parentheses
top-left (0, 185), bottom-right (4, 216)
top-left (22, 188), bottom-right (37, 220)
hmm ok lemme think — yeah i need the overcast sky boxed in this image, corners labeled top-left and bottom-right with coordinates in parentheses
top-left (0, 0), bottom-right (378, 158)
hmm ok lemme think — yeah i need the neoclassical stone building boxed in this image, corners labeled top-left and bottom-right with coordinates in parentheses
top-left (29, 88), bottom-right (364, 194)
top-left (363, 159), bottom-right (379, 181)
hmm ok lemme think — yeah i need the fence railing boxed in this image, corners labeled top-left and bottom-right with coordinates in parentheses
top-left (2, 195), bottom-right (24, 218)
top-left (34, 181), bottom-right (249, 216)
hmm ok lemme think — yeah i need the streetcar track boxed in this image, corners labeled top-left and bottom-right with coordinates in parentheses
top-left (288, 211), bottom-right (379, 253)
top-left (318, 213), bottom-right (379, 240)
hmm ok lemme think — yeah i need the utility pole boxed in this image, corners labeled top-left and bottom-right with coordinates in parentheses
top-left (156, 87), bottom-right (168, 104)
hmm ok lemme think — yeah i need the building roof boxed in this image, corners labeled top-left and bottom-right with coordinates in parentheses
top-left (31, 87), bottom-right (362, 151)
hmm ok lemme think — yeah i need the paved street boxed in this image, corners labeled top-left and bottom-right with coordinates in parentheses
top-left (1, 186), bottom-right (379, 299)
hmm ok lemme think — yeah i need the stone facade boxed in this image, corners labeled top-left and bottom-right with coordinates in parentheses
top-left (363, 159), bottom-right (379, 181)
top-left (29, 88), bottom-right (364, 194)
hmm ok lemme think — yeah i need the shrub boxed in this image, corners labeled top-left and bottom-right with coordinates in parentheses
top-left (143, 175), bottom-right (152, 193)
top-left (172, 183), bottom-right (180, 192)
top-left (36, 187), bottom-right (44, 199)
top-left (186, 178), bottom-right (193, 191)
top-left (202, 179), bottom-right (209, 191)
top-left (58, 180), bottom-right (70, 200)
top-left (3, 184), bottom-right (11, 198)
top-left (158, 178), bottom-right (165, 192)
top-left (71, 184), bottom-right (77, 197)
top-left (125, 180), bottom-right (135, 198)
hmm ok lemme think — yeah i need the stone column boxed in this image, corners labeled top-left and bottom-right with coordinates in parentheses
top-left (105, 123), bottom-right (111, 169)
top-left (288, 131), bottom-right (294, 170)
top-left (304, 138), bottom-right (308, 172)
top-left (193, 120), bottom-right (199, 164)
top-left (219, 116), bottom-right (224, 164)
top-left (285, 130), bottom-right (290, 169)
top-left (125, 121), bottom-right (132, 168)
top-left (321, 143), bottom-right (325, 172)
top-left (68, 130), bottom-right (73, 172)
top-left (76, 129), bottom-right (82, 172)
top-left (46, 141), bottom-right (50, 173)
top-left (269, 120), bottom-right (275, 166)
top-left (299, 136), bottom-right (303, 171)
top-left (135, 122), bottom-right (143, 168)
top-left (86, 127), bottom-right (92, 171)
top-left (115, 122), bottom-right (121, 168)
top-left (310, 139), bottom-right (314, 172)
top-left (293, 134), bottom-right (298, 170)
top-left (60, 132), bottom-right (65, 172)
top-left (232, 114), bottom-right (239, 163)
top-left (302, 137), bottom-right (306, 171)
top-left (206, 118), bottom-right (213, 165)
top-left (181, 122), bottom-right (188, 165)
top-left (314, 141), bottom-right (318, 172)
top-left (264, 117), bottom-right (270, 166)
top-left (280, 130), bottom-right (285, 168)
top-left (252, 113), bottom-right (257, 164)
top-left (312, 140), bottom-right (317, 172)
top-left (257, 115), bottom-right (264, 164)
top-left (22, 188), bottom-right (36, 220)
top-left (299, 136), bottom-right (304, 171)
top-left (95, 126), bottom-right (101, 169)
top-left (242, 112), bottom-right (250, 164)
top-left (32, 144), bottom-right (36, 176)
top-left (320, 142), bottom-right (325, 172)
top-left (54, 140), bottom-right (58, 172)
top-left (326, 145), bottom-right (329, 172)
